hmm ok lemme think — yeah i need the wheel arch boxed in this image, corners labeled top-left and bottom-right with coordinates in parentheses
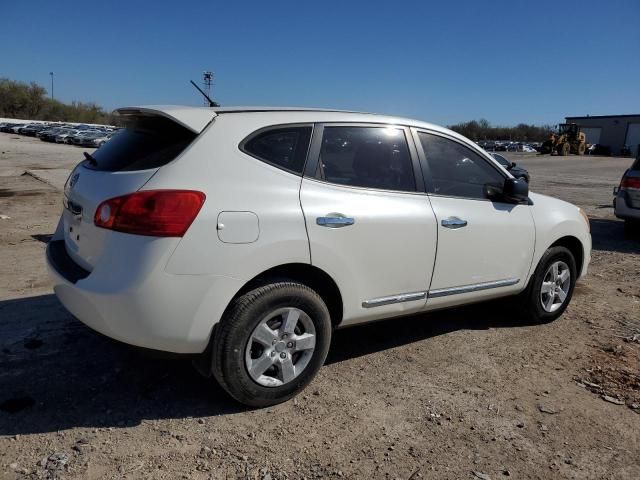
top-left (549, 235), bottom-right (585, 276)
top-left (229, 263), bottom-right (344, 328)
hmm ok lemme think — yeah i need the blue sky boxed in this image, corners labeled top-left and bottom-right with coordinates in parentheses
top-left (2, 0), bottom-right (639, 126)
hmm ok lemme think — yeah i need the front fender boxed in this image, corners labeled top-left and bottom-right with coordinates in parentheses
top-left (528, 193), bottom-right (591, 280)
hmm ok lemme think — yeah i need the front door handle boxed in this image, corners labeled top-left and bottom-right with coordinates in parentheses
top-left (441, 217), bottom-right (467, 229)
top-left (316, 214), bottom-right (355, 228)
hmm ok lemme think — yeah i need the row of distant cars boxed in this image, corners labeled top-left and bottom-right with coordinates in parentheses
top-left (0, 121), bottom-right (119, 148)
top-left (477, 140), bottom-right (539, 153)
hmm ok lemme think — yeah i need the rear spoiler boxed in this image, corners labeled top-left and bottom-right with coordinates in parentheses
top-left (114, 105), bottom-right (217, 134)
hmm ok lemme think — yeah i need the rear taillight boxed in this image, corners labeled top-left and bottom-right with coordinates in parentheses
top-left (94, 190), bottom-right (206, 237)
top-left (620, 177), bottom-right (640, 190)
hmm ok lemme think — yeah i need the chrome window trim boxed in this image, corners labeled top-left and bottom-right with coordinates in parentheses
top-left (428, 278), bottom-right (520, 298)
top-left (362, 291), bottom-right (427, 308)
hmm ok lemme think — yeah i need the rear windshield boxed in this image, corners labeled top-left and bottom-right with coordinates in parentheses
top-left (632, 157), bottom-right (640, 170)
top-left (84, 116), bottom-right (197, 172)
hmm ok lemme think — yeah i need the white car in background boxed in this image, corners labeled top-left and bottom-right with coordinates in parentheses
top-left (47, 106), bottom-right (591, 406)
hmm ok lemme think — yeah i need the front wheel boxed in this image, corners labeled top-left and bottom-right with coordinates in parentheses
top-left (519, 246), bottom-right (577, 323)
top-left (211, 282), bottom-right (332, 407)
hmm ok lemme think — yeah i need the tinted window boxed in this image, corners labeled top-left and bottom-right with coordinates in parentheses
top-left (86, 116), bottom-right (196, 172)
top-left (243, 126), bottom-right (312, 174)
top-left (317, 126), bottom-right (415, 192)
top-left (419, 132), bottom-right (504, 199)
top-left (492, 153), bottom-right (510, 167)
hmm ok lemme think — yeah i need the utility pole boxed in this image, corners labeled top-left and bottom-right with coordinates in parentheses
top-left (202, 71), bottom-right (213, 107)
top-left (49, 72), bottom-right (54, 100)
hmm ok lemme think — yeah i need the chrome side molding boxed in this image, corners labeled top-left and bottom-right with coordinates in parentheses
top-left (362, 279), bottom-right (519, 308)
top-left (362, 291), bottom-right (426, 308)
top-left (428, 278), bottom-right (520, 298)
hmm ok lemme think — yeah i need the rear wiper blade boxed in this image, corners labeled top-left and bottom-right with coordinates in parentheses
top-left (83, 151), bottom-right (98, 166)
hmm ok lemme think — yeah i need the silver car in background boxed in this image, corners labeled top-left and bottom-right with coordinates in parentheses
top-left (614, 156), bottom-right (640, 234)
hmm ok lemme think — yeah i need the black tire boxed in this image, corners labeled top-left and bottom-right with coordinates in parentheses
top-left (519, 246), bottom-right (577, 324)
top-left (211, 282), bottom-right (332, 407)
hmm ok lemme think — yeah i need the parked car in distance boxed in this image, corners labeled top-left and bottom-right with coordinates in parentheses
top-left (588, 144), bottom-right (611, 156)
top-left (39, 127), bottom-right (68, 142)
top-left (47, 106), bottom-right (591, 407)
top-left (613, 157), bottom-right (640, 234)
top-left (491, 153), bottom-right (530, 183)
top-left (55, 129), bottom-right (82, 143)
top-left (21, 123), bottom-right (49, 136)
top-left (0, 122), bottom-right (22, 133)
top-left (71, 131), bottom-right (111, 147)
top-left (494, 141), bottom-right (507, 151)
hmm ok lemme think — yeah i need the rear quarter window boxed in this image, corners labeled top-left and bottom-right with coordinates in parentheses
top-left (241, 126), bottom-right (312, 175)
top-left (85, 116), bottom-right (197, 172)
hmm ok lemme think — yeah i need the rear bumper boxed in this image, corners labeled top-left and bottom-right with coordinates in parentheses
top-left (46, 238), bottom-right (241, 354)
top-left (614, 193), bottom-right (640, 220)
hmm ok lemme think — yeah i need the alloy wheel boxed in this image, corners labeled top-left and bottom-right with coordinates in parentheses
top-left (540, 260), bottom-right (571, 313)
top-left (244, 307), bottom-right (316, 387)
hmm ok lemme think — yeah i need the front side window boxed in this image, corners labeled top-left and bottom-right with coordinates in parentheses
top-left (418, 132), bottom-right (505, 199)
top-left (317, 126), bottom-right (415, 192)
top-left (242, 126), bottom-right (312, 174)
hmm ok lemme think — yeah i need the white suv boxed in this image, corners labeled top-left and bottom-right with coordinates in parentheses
top-left (47, 106), bottom-right (591, 406)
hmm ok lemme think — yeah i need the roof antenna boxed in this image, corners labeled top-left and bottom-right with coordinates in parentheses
top-left (190, 79), bottom-right (219, 107)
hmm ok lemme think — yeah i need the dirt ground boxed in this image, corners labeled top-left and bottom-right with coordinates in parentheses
top-left (1, 133), bottom-right (638, 480)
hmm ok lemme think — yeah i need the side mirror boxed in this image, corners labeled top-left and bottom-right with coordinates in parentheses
top-left (511, 162), bottom-right (517, 168)
top-left (502, 177), bottom-right (529, 203)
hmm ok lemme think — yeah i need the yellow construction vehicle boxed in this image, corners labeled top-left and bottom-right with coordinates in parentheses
top-left (540, 123), bottom-right (587, 156)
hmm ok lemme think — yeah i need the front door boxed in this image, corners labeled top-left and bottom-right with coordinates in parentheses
top-left (300, 124), bottom-right (438, 325)
top-left (414, 130), bottom-right (535, 308)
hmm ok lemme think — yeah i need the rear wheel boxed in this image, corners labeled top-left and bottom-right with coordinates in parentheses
top-left (558, 143), bottom-right (570, 156)
top-left (519, 246), bottom-right (577, 323)
top-left (211, 282), bottom-right (332, 407)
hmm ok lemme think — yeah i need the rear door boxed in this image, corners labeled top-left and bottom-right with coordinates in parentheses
top-left (300, 124), bottom-right (438, 326)
top-left (62, 111), bottom-right (212, 271)
top-left (414, 130), bottom-right (535, 308)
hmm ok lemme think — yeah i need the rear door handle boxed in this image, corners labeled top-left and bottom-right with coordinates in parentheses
top-left (316, 214), bottom-right (355, 228)
top-left (441, 217), bottom-right (467, 229)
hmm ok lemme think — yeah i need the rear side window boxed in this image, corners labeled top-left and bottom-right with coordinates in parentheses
top-left (86, 116), bottom-right (197, 172)
top-left (317, 126), bottom-right (416, 192)
top-left (242, 126), bottom-right (312, 174)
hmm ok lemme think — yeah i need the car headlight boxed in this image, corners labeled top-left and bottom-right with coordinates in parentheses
top-left (578, 208), bottom-right (590, 233)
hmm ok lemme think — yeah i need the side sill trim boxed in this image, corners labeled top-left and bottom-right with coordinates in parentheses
top-left (362, 291), bottom-right (427, 308)
top-left (428, 278), bottom-right (520, 298)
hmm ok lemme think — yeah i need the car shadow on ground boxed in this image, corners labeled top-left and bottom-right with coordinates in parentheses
top-left (0, 293), bottom-right (537, 436)
top-left (590, 218), bottom-right (640, 254)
